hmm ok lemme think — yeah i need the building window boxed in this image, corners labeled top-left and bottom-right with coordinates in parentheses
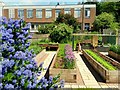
top-left (55, 9), bottom-right (61, 18)
top-left (64, 8), bottom-right (71, 14)
top-left (45, 9), bottom-right (52, 18)
top-left (85, 23), bottom-right (90, 30)
top-left (27, 9), bottom-right (33, 18)
top-left (74, 8), bottom-right (80, 18)
top-left (18, 9), bottom-right (24, 18)
top-left (36, 9), bottom-right (42, 18)
top-left (85, 8), bottom-right (90, 18)
top-left (9, 9), bottom-right (15, 18)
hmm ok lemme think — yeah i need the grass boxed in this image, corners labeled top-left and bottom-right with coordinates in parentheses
top-left (57, 44), bottom-right (66, 57)
top-left (85, 50), bottom-right (117, 70)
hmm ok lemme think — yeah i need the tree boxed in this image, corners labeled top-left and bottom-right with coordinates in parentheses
top-left (93, 12), bottom-right (115, 33)
top-left (55, 13), bottom-right (81, 33)
top-left (49, 23), bottom-right (73, 43)
top-left (110, 22), bottom-right (120, 45)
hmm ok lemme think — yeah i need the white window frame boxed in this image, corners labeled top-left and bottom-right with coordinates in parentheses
top-left (45, 9), bottom-right (52, 18)
top-left (27, 9), bottom-right (33, 18)
top-left (9, 9), bottom-right (15, 18)
top-left (55, 9), bottom-right (61, 18)
top-left (36, 9), bottom-right (42, 18)
top-left (64, 8), bottom-right (71, 14)
top-left (85, 8), bottom-right (90, 18)
top-left (74, 8), bottom-right (81, 18)
top-left (18, 9), bottom-right (24, 18)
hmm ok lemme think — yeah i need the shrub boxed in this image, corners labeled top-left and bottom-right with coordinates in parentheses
top-left (64, 44), bottom-right (75, 69)
top-left (0, 17), bottom-right (64, 89)
top-left (109, 45), bottom-right (120, 55)
top-left (55, 13), bottom-right (81, 33)
top-left (38, 24), bottom-right (55, 34)
top-left (49, 23), bottom-right (73, 43)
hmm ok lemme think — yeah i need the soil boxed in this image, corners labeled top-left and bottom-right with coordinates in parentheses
top-left (53, 57), bottom-right (65, 69)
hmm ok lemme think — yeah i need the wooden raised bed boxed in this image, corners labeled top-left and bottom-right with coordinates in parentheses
top-left (83, 49), bottom-right (120, 83)
top-left (49, 48), bottom-right (78, 83)
top-left (108, 51), bottom-right (120, 63)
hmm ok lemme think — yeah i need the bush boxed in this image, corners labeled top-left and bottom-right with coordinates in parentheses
top-left (109, 45), bottom-right (120, 54)
top-left (38, 24), bottom-right (55, 34)
top-left (0, 17), bottom-right (64, 89)
top-left (55, 13), bottom-right (80, 33)
top-left (49, 23), bottom-right (73, 43)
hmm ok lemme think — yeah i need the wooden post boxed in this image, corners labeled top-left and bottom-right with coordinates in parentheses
top-left (72, 35), bottom-right (74, 51)
top-left (92, 35), bottom-right (98, 49)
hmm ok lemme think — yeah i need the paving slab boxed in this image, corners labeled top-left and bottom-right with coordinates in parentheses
top-left (74, 52), bottom-right (101, 88)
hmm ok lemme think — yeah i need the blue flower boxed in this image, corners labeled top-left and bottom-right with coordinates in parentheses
top-left (12, 80), bottom-right (17, 84)
top-left (4, 84), bottom-right (14, 89)
top-left (8, 47), bottom-right (15, 52)
top-left (7, 29), bottom-right (12, 33)
top-left (0, 83), bottom-right (3, 88)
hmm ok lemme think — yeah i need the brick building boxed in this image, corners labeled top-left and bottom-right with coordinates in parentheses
top-left (0, 2), bottom-right (96, 31)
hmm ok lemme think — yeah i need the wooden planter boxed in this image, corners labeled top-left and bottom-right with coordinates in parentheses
top-left (108, 51), bottom-right (120, 62)
top-left (49, 48), bottom-right (78, 83)
top-left (83, 49), bottom-right (120, 83)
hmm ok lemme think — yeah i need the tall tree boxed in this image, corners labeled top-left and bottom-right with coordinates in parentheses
top-left (93, 12), bottom-right (115, 33)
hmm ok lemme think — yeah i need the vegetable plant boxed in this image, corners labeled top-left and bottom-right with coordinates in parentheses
top-left (85, 50), bottom-right (117, 70)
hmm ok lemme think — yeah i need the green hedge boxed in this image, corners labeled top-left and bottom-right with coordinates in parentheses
top-left (109, 45), bottom-right (120, 55)
top-left (85, 50), bottom-right (117, 70)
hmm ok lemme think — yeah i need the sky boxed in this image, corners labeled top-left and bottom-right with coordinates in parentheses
top-left (0, 0), bottom-right (90, 5)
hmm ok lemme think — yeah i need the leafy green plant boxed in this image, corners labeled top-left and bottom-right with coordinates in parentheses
top-left (85, 50), bottom-right (117, 70)
top-left (28, 45), bottom-right (43, 55)
top-left (109, 45), bottom-right (120, 55)
top-left (49, 23), bottom-right (73, 43)
top-left (38, 24), bottom-right (56, 34)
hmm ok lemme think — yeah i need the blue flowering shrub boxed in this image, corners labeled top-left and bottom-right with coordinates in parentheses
top-left (0, 17), bottom-right (64, 89)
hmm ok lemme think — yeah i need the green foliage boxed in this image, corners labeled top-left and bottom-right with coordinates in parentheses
top-left (85, 50), bottom-right (117, 70)
top-left (55, 13), bottom-right (80, 33)
top-left (98, 2), bottom-right (120, 22)
top-left (93, 12), bottom-right (116, 32)
top-left (38, 24), bottom-right (55, 34)
top-left (28, 45), bottom-right (43, 55)
top-left (57, 44), bottom-right (66, 57)
top-left (109, 45), bottom-right (120, 55)
top-left (49, 23), bottom-right (73, 43)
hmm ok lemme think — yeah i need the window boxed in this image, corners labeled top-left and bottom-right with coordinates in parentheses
top-left (64, 8), bottom-right (71, 14)
top-left (36, 9), bottom-right (42, 18)
top-left (85, 8), bottom-right (90, 18)
top-left (18, 9), bottom-right (24, 18)
top-left (45, 9), bottom-right (52, 18)
top-left (85, 23), bottom-right (90, 30)
top-left (55, 9), bottom-right (61, 18)
top-left (27, 9), bottom-right (33, 18)
top-left (9, 9), bottom-right (15, 18)
top-left (74, 8), bottom-right (80, 18)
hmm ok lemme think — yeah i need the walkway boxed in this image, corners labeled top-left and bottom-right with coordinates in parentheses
top-left (67, 52), bottom-right (119, 89)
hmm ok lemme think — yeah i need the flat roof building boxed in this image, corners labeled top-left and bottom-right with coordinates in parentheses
top-left (0, 2), bottom-right (96, 31)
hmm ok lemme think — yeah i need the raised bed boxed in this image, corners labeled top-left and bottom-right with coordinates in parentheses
top-left (83, 49), bottom-right (120, 83)
top-left (108, 51), bottom-right (120, 62)
top-left (49, 48), bottom-right (78, 83)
